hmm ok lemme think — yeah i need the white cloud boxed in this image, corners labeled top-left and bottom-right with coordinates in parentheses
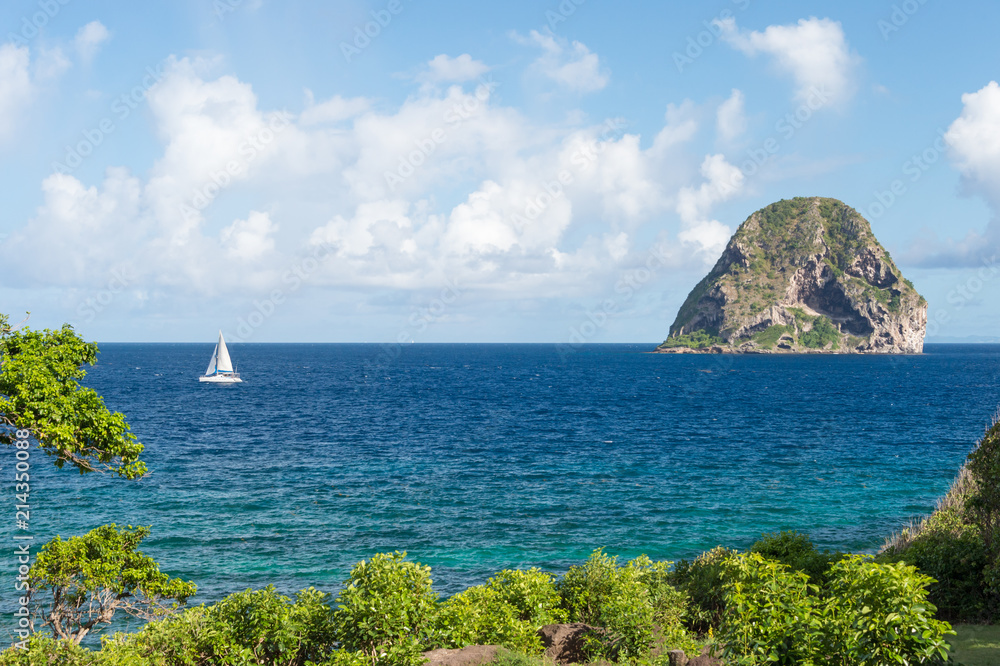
top-left (300, 90), bottom-right (369, 125)
top-left (717, 17), bottom-right (857, 105)
top-left (418, 54), bottom-right (490, 84)
top-left (1, 54), bottom-right (750, 313)
top-left (74, 21), bottom-right (111, 62)
top-left (675, 154), bottom-right (744, 258)
top-left (522, 31), bottom-right (609, 93)
top-left (34, 46), bottom-right (71, 80)
top-left (907, 81), bottom-right (1000, 266)
top-left (220, 211), bottom-right (278, 260)
top-left (716, 89), bottom-right (746, 143)
top-left (946, 81), bottom-right (1000, 194)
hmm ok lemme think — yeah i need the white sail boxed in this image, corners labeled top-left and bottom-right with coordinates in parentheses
top-left (205, 344), bottom-right (218, 376)
top-left (215, 331), bottom-right (234, 373)
top-left (199, 330), bottom-right (242, 383)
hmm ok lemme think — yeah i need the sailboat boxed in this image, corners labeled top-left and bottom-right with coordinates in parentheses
top-left (199, 331), bottom-right (242, 383)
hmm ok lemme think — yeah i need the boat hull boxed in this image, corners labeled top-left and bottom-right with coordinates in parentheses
top-left (199, 374), bottom-right (242, 383)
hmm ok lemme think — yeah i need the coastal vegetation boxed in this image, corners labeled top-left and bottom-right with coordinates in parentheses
top-left (2, 315), bottom-right (997, 664)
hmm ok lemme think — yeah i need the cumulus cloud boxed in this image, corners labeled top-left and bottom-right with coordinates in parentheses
top-left (717, 17), bottom-right (858, 105)
top-left (74, 20), bottom-right (111, 62)
top-left (300, 90), bottom-right (369, 126)
top-left (220, 211), bottom-right (278, 260)
top-left (675, 154), bottom-right (744, 259)
top-left (418, 54), bottom-right (490, 84)
top-left (521, 30), bottom-right (609, 93)
top-left (908, 81), bottom-right (1000, 267)
top-left (716, 89), bottom-right (746, 143)
top-left (1, 52), bottom-right (752, 314)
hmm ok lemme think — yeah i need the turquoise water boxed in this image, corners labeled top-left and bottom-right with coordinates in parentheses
top-left (5, 343), bottom-right (1000, 630)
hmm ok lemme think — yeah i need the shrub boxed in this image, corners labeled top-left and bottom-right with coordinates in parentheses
top-left (626, 556), bottom-right (699, 656)
top-left (965, 417), bottom-right (1000, 610)
top-left (718, 552), bottom-right (955, 665)
top-left (434, 584), bottom-right (543, 654)
top-left (205, 585), bottom-right (335, 665)
top-left (800, 316), bottom-right (839, 349)
top-left (332, 552), bottom-right (438, 666)
top-left (669, 546), bottom-right (734, 635)
top-left (433, 568), bottom-right (565, 654)
top-left (485, 568), bottom-right (565, 626)
top-left (557, 549), bottom-right (654, 661)
top-left (718, 552), bottom-right (821, 665)
top-left (824, 555), bottom-right (954, 664)
top-left (749, 531), bottom-right (840, 586)
top-left (0, 636), bottom-right (100, 666)
top-left (99, 605), bottom-right (218, 664)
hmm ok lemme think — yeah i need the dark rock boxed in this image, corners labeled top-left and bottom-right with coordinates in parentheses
top-left (537, 623), bottom-right (599, 664)
top-left (422, 645), bottom-right (502, 666)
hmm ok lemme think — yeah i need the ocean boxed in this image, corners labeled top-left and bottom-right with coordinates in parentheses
top-left (8, 343), bottom-right (1000, 624)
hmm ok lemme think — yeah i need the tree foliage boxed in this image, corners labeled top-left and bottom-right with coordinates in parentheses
top-left (28, 524), bottom-right (197, 644)
top-left (0, 313), bottom-right (146, 479)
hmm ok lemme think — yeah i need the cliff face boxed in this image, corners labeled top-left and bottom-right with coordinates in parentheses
top-left (657, 197), bottom-right (927, 354)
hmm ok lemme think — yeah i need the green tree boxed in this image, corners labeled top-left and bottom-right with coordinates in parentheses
top-left (0, 313), bottom-right (146, 479)
top-left (28, 524), bottom-right (197, 644)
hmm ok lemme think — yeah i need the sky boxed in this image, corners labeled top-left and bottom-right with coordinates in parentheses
top-left (1, 0), bottom-right (1000, 343)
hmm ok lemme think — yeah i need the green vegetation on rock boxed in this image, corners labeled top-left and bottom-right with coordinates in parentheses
top-left (659, 330), bottom-right (722, 350)
top-left (657, 197), bottom-right (927, 354)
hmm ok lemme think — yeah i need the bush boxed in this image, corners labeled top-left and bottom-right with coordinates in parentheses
top-left (332, 552), bottom-right (438, 666)
top-left (0, 636), bottom-right (99, 666)
top-left (887, 528), bottom-right (988, 622)
top-left (824, 555), bottom-right (954, 664)
top-left (718, 552), bottom-right (821, 665)
top-left (434, 584), bottom-right (543, 654)
top-left (718, 552), bottom-right (955, 665)
top-left (433, 568), bottom-right (565, 654)
top-left (557, 549), bottom-right (654, 661)
top-left (749, 531), bottom-right (840, 586)
top-left (965, 417), bottom-right (1000, 613)
top-left (206, 586), bottom-right (335, 665)
top-left (99, 606), bottom-right (218, 664)
top-left (669, 546), bottom-right (734, 635)
top-left (626, 556), bottom-right (699, 656)
top-left (485, 568), bottom-right (565, 626)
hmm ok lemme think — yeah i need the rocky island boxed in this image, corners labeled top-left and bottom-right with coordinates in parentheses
top-left (657, 197), bottom-right (927, 354)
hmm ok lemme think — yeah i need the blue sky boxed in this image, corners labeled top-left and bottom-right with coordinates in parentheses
top-left (2, 0), bottom-right (999, 343)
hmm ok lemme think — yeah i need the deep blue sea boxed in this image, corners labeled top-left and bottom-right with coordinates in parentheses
top-left (6, 343), bottom-right (1000, 635)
